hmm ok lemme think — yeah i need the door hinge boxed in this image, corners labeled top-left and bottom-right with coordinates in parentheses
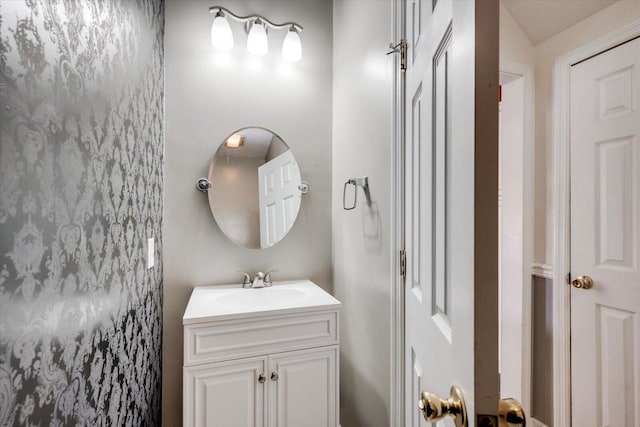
top-left (387, 39), bottom-right (407, 72)
top-left (400, 249), bottom-right (407, 277)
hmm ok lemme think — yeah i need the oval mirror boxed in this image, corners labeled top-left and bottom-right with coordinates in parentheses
top-left (207, 127), bottom-right (303, 249)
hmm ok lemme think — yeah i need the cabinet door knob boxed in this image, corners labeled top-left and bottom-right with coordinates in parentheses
top-left (258, 374), bottom-right (266, 384)
top-left (271, 372), bottom-right (279, 381)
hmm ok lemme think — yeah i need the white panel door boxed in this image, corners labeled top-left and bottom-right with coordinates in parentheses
top-left (404, 0), bottom-right (497, 425)
top-left (268, 346), bottom-right (338, 427)
top-left (258, 150), bottom-right (301, 248)
top-left (570, 37), bottom-right (640, 427)
top-left (184, 357), bottom-right (267, 427)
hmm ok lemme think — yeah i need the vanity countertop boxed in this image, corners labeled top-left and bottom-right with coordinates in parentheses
top-left (183, 279), bottom-right (341, 324)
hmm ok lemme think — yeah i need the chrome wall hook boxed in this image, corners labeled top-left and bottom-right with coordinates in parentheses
top-left (343, 176), bottom-right (371, 210)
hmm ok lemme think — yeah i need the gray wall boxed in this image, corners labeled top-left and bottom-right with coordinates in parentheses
top-left (332, 0), bottom-right (393, 425)
top-left (532, 276), bottom-right (553, 426)
top-left (163, 1), bottom-right (333, 425)
top-left (0, 0), bottom-right (164, 425)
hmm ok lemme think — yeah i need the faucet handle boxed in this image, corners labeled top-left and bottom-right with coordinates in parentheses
top-left (236, 272), bottom-right (252, 287)
top-left (264, 270), bottom-right (278, 286)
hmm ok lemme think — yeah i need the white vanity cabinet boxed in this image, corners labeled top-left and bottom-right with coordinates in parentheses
top-left (184, 356), bottom-right (267, 427)
top-left (183, 281), bottom-right (340, 427)
top-left (267, 346), bottom-right (338, 427)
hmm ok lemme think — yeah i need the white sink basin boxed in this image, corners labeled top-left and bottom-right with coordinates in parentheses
top-left (183, 280), bottom-right (341, 324)
top-left (217, 288), bottom-right (306, 307)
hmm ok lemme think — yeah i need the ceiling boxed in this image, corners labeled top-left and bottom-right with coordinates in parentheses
top-left (502, 0), bottom-right (618, 45)
top-left (217, 127), bottom-right (278, 159)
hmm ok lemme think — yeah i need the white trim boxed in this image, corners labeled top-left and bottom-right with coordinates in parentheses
top-left (389, 0), bottom-right (405, 426)
top-left (531, 263), bottom-right (553, 279)
top-left (499, 60), bottom-right (535, 417)
top-left (551, 19), bottom-right (640, 427)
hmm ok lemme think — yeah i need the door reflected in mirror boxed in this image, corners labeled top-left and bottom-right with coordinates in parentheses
top-left (208, 127), bottom-right (302, 249)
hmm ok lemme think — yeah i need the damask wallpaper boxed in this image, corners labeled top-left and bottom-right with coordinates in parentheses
top-left (0, 0), bottom-right (164, 425)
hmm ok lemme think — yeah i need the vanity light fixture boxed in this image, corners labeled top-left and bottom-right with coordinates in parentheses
top-left (282, 26), bottom-right (302, 62)
top-left (209, 6), bottom-right (303, 62)
top-left (210, 9), bottom-right (233, 49)
top-left (225, 134), bottom-right (244, 148)
top-left (247, 18), bottom-right (268, 56)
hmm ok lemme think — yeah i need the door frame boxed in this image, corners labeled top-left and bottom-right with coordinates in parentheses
top-left (499, 60), bottom-right (535, 416)
top-left (390, 0), bottom-right (405, 425)
top-left (551, 19), bottom-right (640, 427)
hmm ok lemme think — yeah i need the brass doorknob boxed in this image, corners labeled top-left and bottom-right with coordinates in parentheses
top-left (499, 398), bottom-right (526, 427)
top-left (418, 386), bottom-right (468, 427)
top-left (571, 275), bottom-right (593, 289)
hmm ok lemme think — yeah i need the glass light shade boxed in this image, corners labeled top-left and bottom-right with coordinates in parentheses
top-left (282, 28), bottom-right (302, 62)
top-left (211, 13), bottom-right (233, 50)
top-left (247, 21), bottom-right (268, 56)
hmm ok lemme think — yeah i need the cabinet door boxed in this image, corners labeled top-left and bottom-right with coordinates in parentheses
top-left (268, 346), bottom-right (338, 427)
top-left (184, 356), bottom-right (267, 427)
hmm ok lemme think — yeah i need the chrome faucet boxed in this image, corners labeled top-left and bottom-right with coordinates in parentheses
top-left (252, 272), bottom-right (266, 288)
top-left (237, 270), bottom-right (277, 288)
top-left (237, 272), bottom-right (251, 287)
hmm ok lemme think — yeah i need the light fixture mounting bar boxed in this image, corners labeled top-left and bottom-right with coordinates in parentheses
top-left (208, 6), bottom-right (303, 31)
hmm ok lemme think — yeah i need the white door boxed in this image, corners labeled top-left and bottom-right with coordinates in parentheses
top-left (258, 150), bottom-right (302, 248)
top-left (570, 36), bottom-right (640, 427)
top-left (403, 0), bottom-right (498, 425)
top-left (268, 346), bottom-right (338, 427)
top-left (183, 357), bottom-right (267, 427)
